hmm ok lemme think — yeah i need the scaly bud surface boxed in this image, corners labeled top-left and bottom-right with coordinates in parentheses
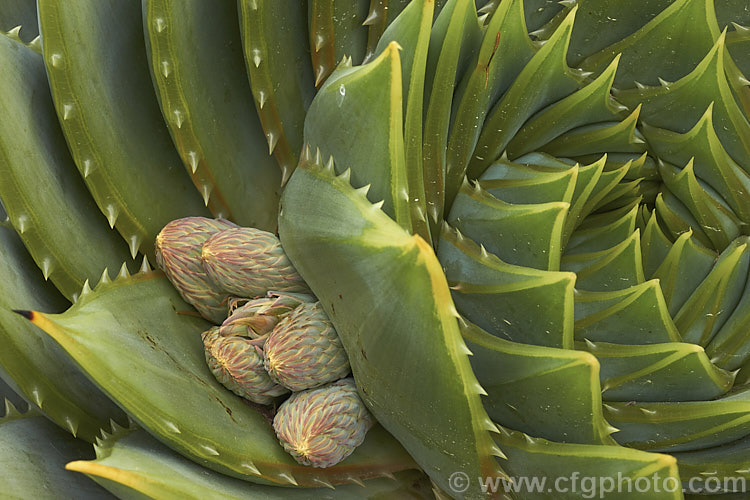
top-left (264, 302), bottom-right (350, 391)
top-left (203, 329), bottom-right (289, 404)
top-left (201, 227), bottom-right (310, 298)
top-left (155, 217), bottom-right (237, 323)
top-left (273, 378), bottom-right (373, 467)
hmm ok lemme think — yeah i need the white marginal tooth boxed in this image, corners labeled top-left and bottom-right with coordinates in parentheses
top-left (240, 462), bottom-right (259, 474)
top-left (266, 131), bottom-right (278, 154)
top-left (64, 416), bottom-right (78, 437)
top-left (314, 34), bottom-right (326, 52)
top-left (257, 90), bottom-right (267, 109)
top-left (278, 472), bottom-right (298, 486)
top-left (373, 200), bottom-right (385, 210)
top-left (128, 235), bottom-right (141, 259)
top-left (314, 148), bottom-right (323, 166)
top-left (82, 159), bottom-right (94, 178)
top-left (355, 184), bottom-right (371, 197)
top-left (248, 0), bottom-right (258, 10)
top-left (311, 478), bottom-right (335, 489)
top-left (62, 103), bottom-right (74, 120)
top-left (154, 17), bottom-right (166, 32)
top-left (50, 53), bottom-right (63, 68)
top-left (172, 109), bottom-right (184, 128)
top-left (362, 9), bottom-right (379, 26)
top-left (187, 151), bottom-right (199, 173)
top-left (98, 268), bottom-right (111, 286)
top-left (16, 215), bottom-right (28, 234)
top-left (7, 26), bottom-right (21, 39)
top-left (161, 60), bottom-right (171, 78)
top-left (81, 279), bottom-right (92, 296)
top-left (634, 81), bottom-right (646, 90)
top-left (140, 256), bottom-right (151, 273)
top-left (164, 420), bottom-right (181, 434)
top-left (252, 48), bottom-right (262, 68)
top-left (105, 204), bottom-right (119, 228)
top-left (118, 262), bottom-right (129, 279)
top-left (346, 475), bottom-right (365, 487)
top-left (200, 184), bottom-right (212, 206)
top-left (200, 444), bottom-right (219, 456)
top-left (30, 387), bottom-right (43, 407)
top-left (658, 77), bottom-right (671, 87)
top-left (338, 168), bottom-right (351, 182)
top-left (41, 257), bottom-right (53, 281)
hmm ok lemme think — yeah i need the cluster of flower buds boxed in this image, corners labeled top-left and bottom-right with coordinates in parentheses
top-left (155, 217), bottom-right (372, 468)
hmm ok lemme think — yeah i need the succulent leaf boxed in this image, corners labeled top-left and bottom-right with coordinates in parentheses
top-left (37, 0), bottom-right (211, 260)
top-left (0, 224), bottom-right (127, 443)
top-left (22, 271), bottom-right (415, 486)
top-left (0, 33), bottom-right (136, 300)
top-left (143, 0), bottom-right (282, 229)
top-left (279, 152), bottom-right (505, 498)
top-left (0, 409), bottom-right (112, 499)
top-left (239, 0), bottom-right (316, 180)
top-left (67, 426), bottom-right (433, 499)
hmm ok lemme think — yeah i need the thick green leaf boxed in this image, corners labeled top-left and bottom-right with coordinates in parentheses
top-left (308, 0), bottom-right (370, 86)
top-left (439, 224), bottom-right (575, 348)
top-left (573, 280), bottom-right (681, 345)
top-left (579, 0), bottom-right (720, 87)
top-left (239, 0), bottom-right (316, 180)
top-left (506, 55), bottom-right (627, 159)
top-left (0, 409), bottom-right (112, 499)
top-left (582, 340), bottom-right (735, 402)
top-left (496, 427), bottom-right (682, 500)
top-left (422, 0), bottom-right (481, 239)
top-left (447, 180), bottom-right (568, 270)
top-left (674, 236), bottom-right (750, 346)
top-left (467, 7), bottom-right (582, 183)
top-left (304, 44), bottom-right (411, 230)
top-left (24, 270), bottom-right (415, 487)
top-left (561, 231), bottom-right (645, 292)
top-left (616, 33), bottom-right (750, 173)
top-left (279, 152), bottom-right (504, 499)
top-left (0, 34), bottom-right (135, 301)
top-left (68, 427), bottom-right (433, 500)
top-left (444, 0), bottom-right (535, 207)
top-left (658, 159), bottom-right (741, 251)
top-left (605, 387), bottom-right (750, 453)
top-left (38, 0), bottom-right (210, 260)
top-left (0, 224), bottom-right (126, 442)
top-left (461, 320), bottom-right (616, 446)
top-left (643, 104), bottom-right (750, 223)
top-left (143, 0), bottom-right (281, 230)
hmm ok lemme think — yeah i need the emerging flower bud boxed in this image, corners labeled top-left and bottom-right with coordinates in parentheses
top-left (155, 217), bottom-right (236, 323)
top-left (201, 227), bottom-right (310, 298)
top-left (203, 328), bottom-right (289, 404)
top-left (273, 378), bottom-right (373, 468)
top-left (264, 302), bottom-right (350, 391)
top-left (219, 292), bottom-right (315, 339)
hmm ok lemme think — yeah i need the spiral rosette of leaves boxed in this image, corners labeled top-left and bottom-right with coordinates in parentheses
top-left (277, 0), bottom-right (750, 498)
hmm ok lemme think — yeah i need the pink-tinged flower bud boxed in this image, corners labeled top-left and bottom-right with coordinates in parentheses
top-left (264, 302), bottom-right (350, 391)
top-left (155, 217), bottom-right (237, 323)
top-left (219, 292), bottom-right (315, 339)
top-left (273, 378), bottom-right (373, 468)
top-left (201, 227), bottom-right (310, 298)
top-left (203, 328), bottom-right (288, 404)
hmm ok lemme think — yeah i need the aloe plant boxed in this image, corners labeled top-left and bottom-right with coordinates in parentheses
top-left (1, 0), bottom-right (750, 498)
